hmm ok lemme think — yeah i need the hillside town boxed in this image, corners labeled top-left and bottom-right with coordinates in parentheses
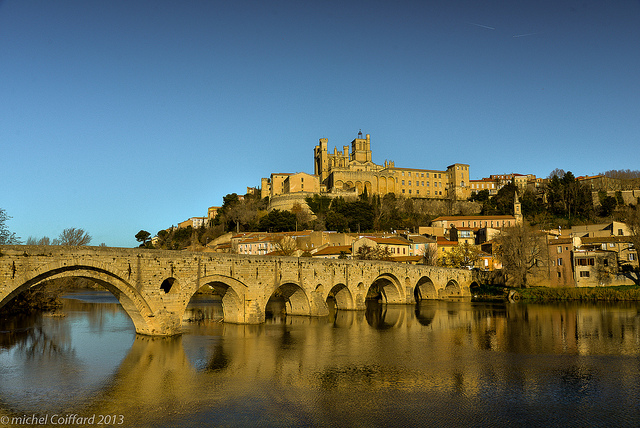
top-left (153, 132), bottom-right (640, 288)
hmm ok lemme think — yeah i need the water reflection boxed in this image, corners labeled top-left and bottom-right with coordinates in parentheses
top-left (2, 293), bottom-right (640, 427)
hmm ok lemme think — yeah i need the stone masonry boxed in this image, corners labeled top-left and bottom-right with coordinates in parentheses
top-left (0, 245), bottom-right (473, 336)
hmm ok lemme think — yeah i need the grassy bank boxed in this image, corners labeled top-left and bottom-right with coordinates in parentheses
top-left (516, 285), bottom-right (640, 302)
top-left (471, 284), bottom-right (640, 302)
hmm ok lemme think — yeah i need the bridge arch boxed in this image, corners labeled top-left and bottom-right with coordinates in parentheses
top-left (414, 276), bottom-right (438, 301)
top-left (366, 273), bottom-right (404, 304)
top-left (441, 279), bottom-right (462, 299)
top-left (326, 283), bottom-right (354, 310)
top-left (181, 274), bottom-right (247, 324)
top-left (0, 264), bottom-right (163, 336)
top-left (266, 282), bottom-right (311, 318)
top-left (160, 277), bottom-right (178, 294)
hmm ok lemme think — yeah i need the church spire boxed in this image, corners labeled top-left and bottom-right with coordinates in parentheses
top-left (514, 191), bottom-right (523, 225)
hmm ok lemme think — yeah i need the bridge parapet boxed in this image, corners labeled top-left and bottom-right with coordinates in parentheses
top-left (0, 245), bottom-right (473, 336)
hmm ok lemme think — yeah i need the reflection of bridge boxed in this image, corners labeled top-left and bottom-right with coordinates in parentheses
top-left (0, 246), bottom-right (473, 336)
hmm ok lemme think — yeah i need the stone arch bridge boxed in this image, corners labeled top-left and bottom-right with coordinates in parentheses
top-left (0, 245), bottom-right (473, 336)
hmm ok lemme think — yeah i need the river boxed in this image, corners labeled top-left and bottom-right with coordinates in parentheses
top-left (1, 291), bottom-right (640, 427)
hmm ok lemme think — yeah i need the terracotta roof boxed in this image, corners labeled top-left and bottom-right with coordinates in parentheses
top-left (433, 215), bottom-right (516, 221)
top-left (582, 236), bottom-right (635, 244)
top-left (313, 245), bottom-right (352, 256)
top-left (436, 237), bottom-right (458, 246)
top-left (367, 237), bottom-right (411, 245)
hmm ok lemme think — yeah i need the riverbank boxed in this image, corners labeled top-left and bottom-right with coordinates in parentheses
top-left (472, 284), bottom-right (640, 302)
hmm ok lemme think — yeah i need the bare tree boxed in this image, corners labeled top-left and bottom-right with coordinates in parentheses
top-left (419, 244), bottom-right (438, 266)
top-left (493, 223), bottom-right (546, 288)
top-left (56, 228), bottom-right (92, 246)
top-left (548, 168), bottom-right (565, 179)
top-left (273, 235), bottom-right (299, 256)
top-left (26, 236), bottom-right (51, 245)
top-left (0, 208), bottom-right (20, 244)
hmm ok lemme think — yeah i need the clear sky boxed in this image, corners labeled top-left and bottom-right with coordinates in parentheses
top-left (2, 0), bottom-right (639, 247)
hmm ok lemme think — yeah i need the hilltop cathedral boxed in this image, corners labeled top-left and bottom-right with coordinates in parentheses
top-left (261, 131), bottom-right (472, 211)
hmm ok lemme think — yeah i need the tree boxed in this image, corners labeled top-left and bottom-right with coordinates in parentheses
top-left (56, 228), bottom-right (92, 246)
top-left (273, 235), bottom-right (298, 256)
top-left (439, 243), bottom-right (479, 269)
top-left (493, 223), bottom-right (546, 288)
top-left (419, 244), bottom-right (438, 266)
top-left (257, 209), bottom-right (297, 232)
top-left (548, 168), bottom-right (566, 179)
top-left (135, 230), bottom-right (151, 246)
top-left (0, 208), bottom-right (21, 244)
top-left (26, 236), bottom-right (51, 245)
top-left (305, 194), bottom-right (333, 215)
top-left (354, 244), bottom-right (391, 261)
top-left (598, 191), bottom-right (618, 217)
top-left (545, 171), bottom-right (593, 220)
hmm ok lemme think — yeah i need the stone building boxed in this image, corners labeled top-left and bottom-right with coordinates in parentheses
top-left (261, 131), bottom-right (472, 206)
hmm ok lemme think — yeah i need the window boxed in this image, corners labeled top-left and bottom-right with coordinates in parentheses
top-left (417, 190), bottom-right (420, 194)
top-left (408, 172), bottom-right (411, 176)
top-left (579, 271), bottom-right (590, 277)
top-left (402, 180), bottom-right (405, 185)
top-left (408, 180), bottom-right (411, 185)
top-left (576, 258), bottom-right (595, 266)
top-left (618, 229), bottom-right (623, 236)
top-left (558, 258), bottom-right (563, 266)
top-left (422, 181), bottom-right (424, 186)
top-left (630, 253), bottom-right (637, 261)
top-left (557, 272), bottom-right (562, 278)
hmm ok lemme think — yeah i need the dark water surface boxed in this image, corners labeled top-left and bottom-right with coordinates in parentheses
top-left (2, 291), bottom-right (640, 427)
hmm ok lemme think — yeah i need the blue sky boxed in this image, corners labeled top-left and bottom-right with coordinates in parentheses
top-left (2, 0), bottom-right (639, 247)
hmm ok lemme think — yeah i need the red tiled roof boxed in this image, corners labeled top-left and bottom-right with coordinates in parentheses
top-left (313, 245), bottom-right (352, 256)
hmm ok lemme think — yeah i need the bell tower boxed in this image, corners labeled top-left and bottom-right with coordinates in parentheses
top-left (351, 130), bottom-right (372, 164)
top-left (514, 191), bottom-right (523, 225)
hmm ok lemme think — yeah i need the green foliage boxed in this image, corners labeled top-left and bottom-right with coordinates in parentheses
top-left (212, 192), bottom-right (268, 232)
top-left (438, 243), bottom-right (480, 269)
top-left (517, 285), bottom-right (640, 302)
top-left (258, 209), bottom-right (297, 232)
top-left (135, 230), bottom-right (151, 245)
top-left (484, 182), bottom-right (517, 215)
top-left (354, 244), bottom-right (391, 261)
top-left (469, 189), bottom-right (490, 202)
top-left (599, 195), bottom-right (618, 217)
top-left (545, 171), bottom-right (593, 220)
top-left (305, 194), bottom-right (333, 215)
